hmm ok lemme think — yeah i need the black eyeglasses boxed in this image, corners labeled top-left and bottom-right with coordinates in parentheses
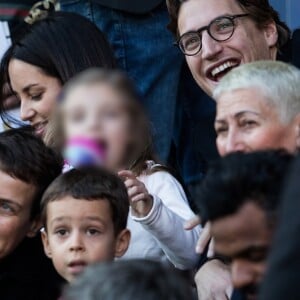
top-left (176, 14), bottom-right (249, 56)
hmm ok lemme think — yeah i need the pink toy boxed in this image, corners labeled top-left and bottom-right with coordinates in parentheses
top-left (63, 137), bottom-right (106, 171)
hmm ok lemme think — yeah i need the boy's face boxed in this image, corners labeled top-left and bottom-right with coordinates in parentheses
top-left (42, 196), bottom-right (129, 282)
top-left (0, 170), bottom-right (37, 259)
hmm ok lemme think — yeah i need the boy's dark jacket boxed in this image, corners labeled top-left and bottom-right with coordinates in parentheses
top-left (0, 235), bottom-right (64, 300)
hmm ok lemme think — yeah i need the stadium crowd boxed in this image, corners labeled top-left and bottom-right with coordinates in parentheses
top-left (0, 0), bottom-right (300, 300)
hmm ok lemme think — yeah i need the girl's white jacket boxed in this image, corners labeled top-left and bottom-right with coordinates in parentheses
top-left (121, 166), bottom-right (202, 270)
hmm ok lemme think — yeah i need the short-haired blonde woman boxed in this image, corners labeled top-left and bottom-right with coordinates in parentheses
top-left (213, 60), bottom-right (300, 156)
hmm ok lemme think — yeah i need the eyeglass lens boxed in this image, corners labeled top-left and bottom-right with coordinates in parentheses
top-left (179, 17), bottom-right (235, 55)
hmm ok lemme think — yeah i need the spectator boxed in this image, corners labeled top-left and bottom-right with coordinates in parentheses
top-left (0, 127), bottom-right (63, 299)
top-left (213, 61), bottom-right (300, 155)
top-left (196, 151), bottom-right (293, 300)
top-left (167, 0), bottom-right (290, 97)
top-left (40, 167), bottom-right (130, 282)
top-left (63, 260), bottom-right (195, 300)
top-left (0, 8), bottom-right (116, 136)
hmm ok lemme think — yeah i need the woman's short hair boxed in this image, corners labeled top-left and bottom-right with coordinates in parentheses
top-left (213, 60), bottom-right (300, 123)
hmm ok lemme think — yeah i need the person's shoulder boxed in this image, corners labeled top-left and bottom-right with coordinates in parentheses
top-left (147, 169), bottom-right (174, 181)
top-left (142, 165), bottom-right (178, 188)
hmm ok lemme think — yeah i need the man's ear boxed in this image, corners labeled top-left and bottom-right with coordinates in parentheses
top-left (114, 229), bottom-right (131, 258)
top-left (264, 20), bottom-right (278, 48)
top-left (41, 229), bottom-right (52, 259)
top-left (26, 217), bottom-right (42, 238)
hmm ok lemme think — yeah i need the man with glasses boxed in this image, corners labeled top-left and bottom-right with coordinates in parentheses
top-left (166, 1), bottom-right (291, 300)
top-left (167, 0), bottom-right (290, 97)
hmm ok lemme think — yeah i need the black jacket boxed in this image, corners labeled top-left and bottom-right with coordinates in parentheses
top-left (0, 236), bottom-right (64, 300)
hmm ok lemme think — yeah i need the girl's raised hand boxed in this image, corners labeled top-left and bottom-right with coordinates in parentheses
top-left (118, 170), bottom-right (153, 218)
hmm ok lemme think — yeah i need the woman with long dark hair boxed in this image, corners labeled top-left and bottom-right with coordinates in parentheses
top-left (0, 7), bottom-right (116, 136)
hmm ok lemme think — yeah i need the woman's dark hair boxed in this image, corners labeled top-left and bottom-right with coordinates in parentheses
top-left (166, 0), bottom-right (291, 49)
top-left (0, 11), bottom-right (116, 125)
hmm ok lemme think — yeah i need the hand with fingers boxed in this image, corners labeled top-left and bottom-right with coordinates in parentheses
top-left (118, 170), bottom-right (153, 218)
top-left (195, 259), bottom-right (233, 300)
top-left (185, 216), bottom-right (214, 257)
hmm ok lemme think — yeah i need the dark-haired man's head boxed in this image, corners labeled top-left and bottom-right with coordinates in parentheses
top-left (197, 151), bottom-right (293, 300)
top-left (64, 259), bottom-right (194, 300)
top-left (0, 127), bottom-right (63, 260)
top-left (40, 167), bottom-right (130, 282)
top-left (166, 0), bottom-right (290, 96)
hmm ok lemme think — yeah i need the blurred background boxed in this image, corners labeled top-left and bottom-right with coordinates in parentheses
top-left (270, 0), bottom-right (300, 30)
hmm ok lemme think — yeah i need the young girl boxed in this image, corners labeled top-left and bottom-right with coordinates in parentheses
top-left (45, 69), bottom-right (201, 270)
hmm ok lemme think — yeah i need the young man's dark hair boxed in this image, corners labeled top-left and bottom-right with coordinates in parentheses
top-left (0, 127), bottom-right (64, 300)
top-left (197, 150), bottom-right (292, 224)
top-left (0, 127), bottom-right (63, 218)
top-left (166, 0), bottom-right (290, 49)
top-left (41, 166), bottom-right (129, 235)
top-left (63, 259), bottom-right (194, 300)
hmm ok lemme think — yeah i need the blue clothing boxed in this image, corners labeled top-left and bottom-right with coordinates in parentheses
top-left (88, 0), bottom-right (163, 14)
top-left (60, 0), bottom-right (182, 163)
top-left (59, 1), bottom-right (218, 199)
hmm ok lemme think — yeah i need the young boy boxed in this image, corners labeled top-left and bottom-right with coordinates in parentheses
top-left (40, 167), bottom-right (131, 282)
top-left (0, 127), bottom-right (63, 299)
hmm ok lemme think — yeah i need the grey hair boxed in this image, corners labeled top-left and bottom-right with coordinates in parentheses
top-left (213, 61), bottom-right (300, 124)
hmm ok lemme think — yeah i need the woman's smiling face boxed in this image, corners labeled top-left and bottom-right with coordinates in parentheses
top-left (8, 59), bottom-right (62, 137)
top-left (215, 88), bottom-right (298, 156)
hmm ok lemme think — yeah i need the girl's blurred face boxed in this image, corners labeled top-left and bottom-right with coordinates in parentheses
top-left (63, 83), bottom-right (132, 171)
top-left (8, 59), bottom-right (62, 137)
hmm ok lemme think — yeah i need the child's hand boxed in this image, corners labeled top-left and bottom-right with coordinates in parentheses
top-left (118, 170), bottom-right (153, 218)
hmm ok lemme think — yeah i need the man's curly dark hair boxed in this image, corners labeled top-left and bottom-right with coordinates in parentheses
top-left (196, 150), bottom-right (293, 224)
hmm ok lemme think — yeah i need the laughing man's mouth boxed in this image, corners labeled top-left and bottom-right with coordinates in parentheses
top-left (207, 60), bottom-right (240, 82)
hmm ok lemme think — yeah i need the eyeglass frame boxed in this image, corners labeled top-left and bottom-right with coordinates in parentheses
top-left (175, 14), bottom-right (250, 56)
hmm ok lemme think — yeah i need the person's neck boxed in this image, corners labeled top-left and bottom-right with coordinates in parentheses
top-left (272, 47), bottom-right (278, 61)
